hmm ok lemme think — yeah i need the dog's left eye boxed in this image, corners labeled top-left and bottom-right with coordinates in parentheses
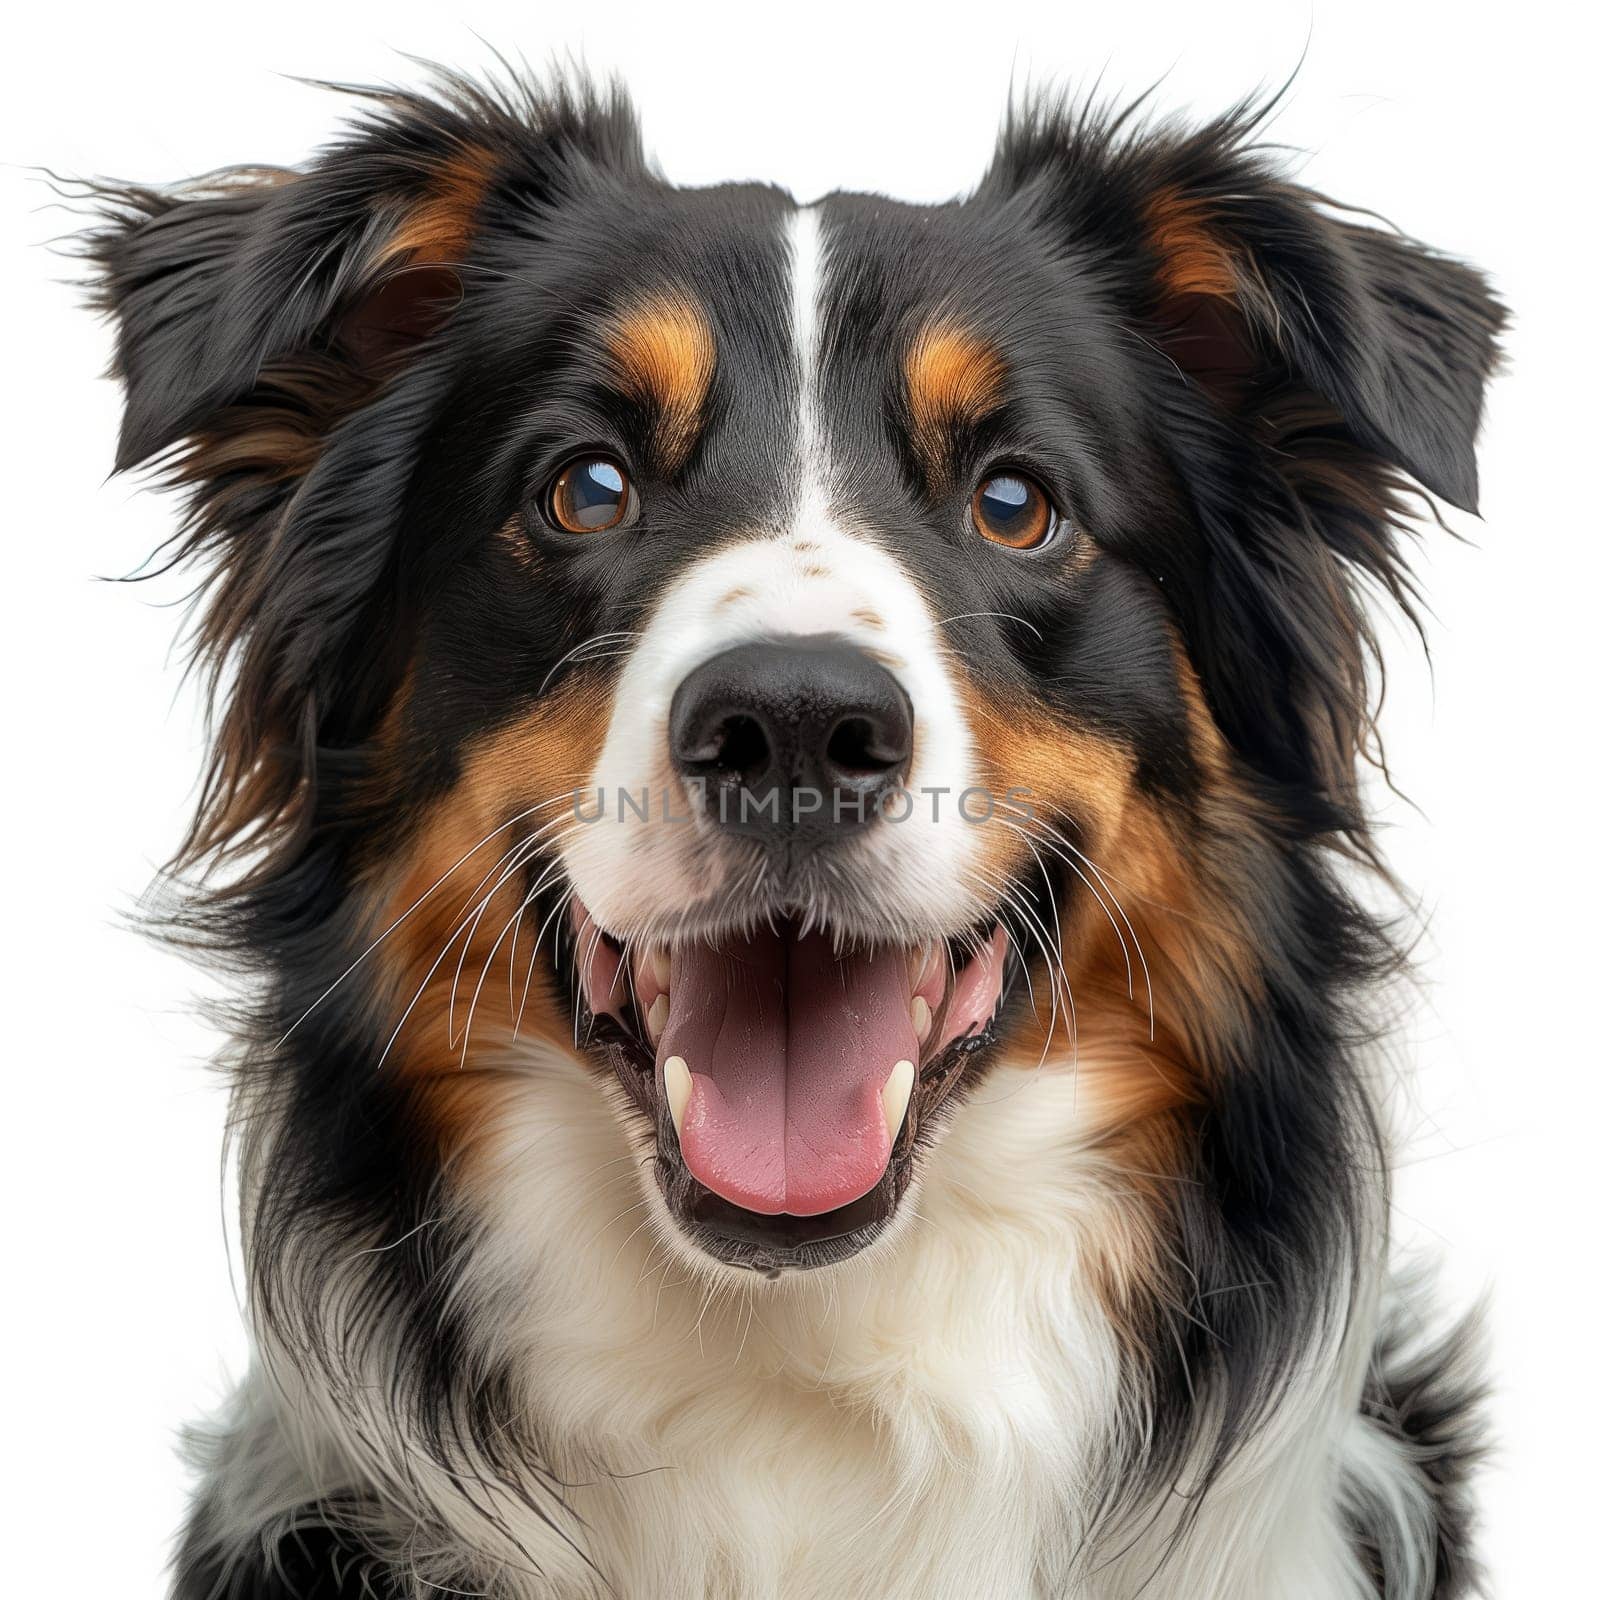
top-left (971, 472), bottom-right (1058, 551)
top-left (544, 456), bottom-right (639, 534)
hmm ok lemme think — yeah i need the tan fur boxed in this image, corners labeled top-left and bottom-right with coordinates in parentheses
top-left (1145, 185), bottom-right (1239, 300)
top-left (903, 318), bottom-right (1006, 486)
top-left (606, 292), bottom-right (718, 471)
top-left (368, 672), bottom-right (615, 1158)
top-left (377, 144), bottom-right (500, 267)
top-left (954, 640), bottom-right (1268, 1199)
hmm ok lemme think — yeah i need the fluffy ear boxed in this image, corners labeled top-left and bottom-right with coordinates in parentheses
top-left (990, 99), bottom-right (1504, 511)
top-left (985, 101), bottom-right (1505, 817)
top-left (90, 75), bottom-right (640, 472)
top-left (1137, 151), bottom-right (1504, 513)
top-left (91, 165), bottom-right (471, 476)
top-left (83, 74), bottom-right (642, 873)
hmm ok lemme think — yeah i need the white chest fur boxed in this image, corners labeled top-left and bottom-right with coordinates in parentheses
top-left (465, 1053), bottom-right (1121, 1599)
top-left (416, 1047), bottom-right (1370, 1600)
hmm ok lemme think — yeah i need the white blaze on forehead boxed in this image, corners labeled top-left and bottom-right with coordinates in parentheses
top-left (560, 202), bottom-right (988, 944)
top-left (787, 203), bottom-right (828, 493)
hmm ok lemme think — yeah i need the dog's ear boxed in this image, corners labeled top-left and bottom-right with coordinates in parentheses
top-left (84, 76), bottom-right (642, 874)
top-left (1141, 125), bottom-right (1503, 805)
top-left (91, 77), bottom-right (640, 472)
top-left (986, 103), bottom-right (1504, 817)
top-left (988, 100), bottom-right (1504, 511)
top-left (1133, 145), bottom-right (1504, 513)
top-left (92, 162), bottom-right (472, 476)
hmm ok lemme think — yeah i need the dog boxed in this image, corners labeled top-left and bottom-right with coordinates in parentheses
top-left (84, 69), bottom-right (1503, 1599)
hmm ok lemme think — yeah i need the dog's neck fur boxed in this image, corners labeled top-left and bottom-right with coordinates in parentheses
top-left (214, 1048), bottom-right (1399, 1600)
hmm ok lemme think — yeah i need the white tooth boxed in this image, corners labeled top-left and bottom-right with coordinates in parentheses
top-left (664, 1056), bottom-right (691, 1137)
top-left (647, 993), bottom-right (670, 1040)
top-left (650, 948), bottom-right (671, 991)
top-left (880, 1059), bottom-right (915, 1143)
top-left (910, 995), bottom-right (932, 1044)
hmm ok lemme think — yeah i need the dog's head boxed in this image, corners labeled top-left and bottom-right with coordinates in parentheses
top-left (90, 76), bottom-right (1501, 1279)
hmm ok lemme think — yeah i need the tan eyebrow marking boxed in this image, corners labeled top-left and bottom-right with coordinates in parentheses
top-left (606, 292), bottom-right (717, 472)
top-left (716, 586), bottom-right (753, 610)
top-left (851, 608), bottom-right (885, 630)
top-left (904, 318), bottom-right (1006, 486)
top-left (1144, 186), bottom-right (1238, 300)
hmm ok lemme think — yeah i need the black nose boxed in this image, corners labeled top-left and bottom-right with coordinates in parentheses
top-left (669, 636), bottom-right (913, 847)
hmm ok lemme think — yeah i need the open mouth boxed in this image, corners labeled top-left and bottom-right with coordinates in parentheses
top-left (570, 900), bottom-right (1010, 1272)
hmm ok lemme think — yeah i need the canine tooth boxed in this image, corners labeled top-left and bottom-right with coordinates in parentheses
top-left (647, 993), bottom-right (670, 1040)
top-left (881, 1059), bottom-right (915, 1143)
top-left (910, 995), bottom-right (932, 1044)
top-left (663, 1056), bottom-right (692, 1137)
top-left (650, 949), bottom-right (671, 991)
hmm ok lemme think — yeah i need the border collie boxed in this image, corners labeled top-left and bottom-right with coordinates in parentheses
top-left (84, 69), bottom-right (1503, 1599)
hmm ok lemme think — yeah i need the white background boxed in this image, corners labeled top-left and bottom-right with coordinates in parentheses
top-left (1, 1), bottom-right (1591, 1591)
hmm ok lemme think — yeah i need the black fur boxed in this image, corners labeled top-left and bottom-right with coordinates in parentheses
top-left (175, 1497), bottom-right (406, 1600)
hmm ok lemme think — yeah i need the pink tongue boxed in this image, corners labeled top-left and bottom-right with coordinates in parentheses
top-left (656, 926), bottom-right (918, 1217)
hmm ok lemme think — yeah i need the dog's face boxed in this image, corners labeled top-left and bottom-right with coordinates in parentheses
top-left (91, 80), bottom-right (1500, 1279)
top-left (396, 183), bottom-right (1187, 1269)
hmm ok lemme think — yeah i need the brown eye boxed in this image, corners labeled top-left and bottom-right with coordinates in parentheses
top-left (546, 456), bottom-right (637, 534)
top-left (971, 472), bottom-right (1058, 551)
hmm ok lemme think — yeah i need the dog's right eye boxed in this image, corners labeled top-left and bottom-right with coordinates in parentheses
top-left (970, 472), bottom-right (1058, 551)
top-left (544, 456), bottom-right (638, 534)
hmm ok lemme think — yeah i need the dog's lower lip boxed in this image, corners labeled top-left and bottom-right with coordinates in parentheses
top-left (571, 897), bottom-right (1008, 1252)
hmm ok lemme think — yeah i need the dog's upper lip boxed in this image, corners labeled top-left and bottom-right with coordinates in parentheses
top-left (570, 896), bottom-right (1008, 1224)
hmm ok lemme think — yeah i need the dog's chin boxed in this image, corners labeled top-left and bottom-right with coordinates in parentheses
top-left (567, 898), bottom-right (1011, 1275)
